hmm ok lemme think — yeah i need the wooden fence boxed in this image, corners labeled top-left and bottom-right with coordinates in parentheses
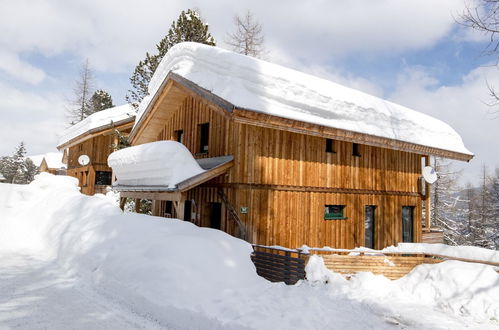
top-left (251, 245), bottom-right (307, 284)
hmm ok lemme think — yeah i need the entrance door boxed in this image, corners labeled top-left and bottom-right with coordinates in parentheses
top-left (184, 200), bottom-right (192, 222)
top-left (209, 202), bottom-right (222, 230)
top-left (365, 205), bottom-right (376, 249)
top-left (402, 206), bottom-right (414, 242)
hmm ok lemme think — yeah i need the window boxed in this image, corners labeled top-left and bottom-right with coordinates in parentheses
top-left (325, 138), bottom-right (335, 153)
top-left (198, 123), bottom-right (209, 153)
top-left (352, 143), bottom-right (361, 157)
top-left (324, 205), bottom-right (346, 220)
top-left (365, 206), bottom-right (376, 249)
top-left (95, 171), bottom-right (112, 185)
top-left (402, 206), bottom-right (414, 242)
top-left (175, 129), bottom-right (184, 144)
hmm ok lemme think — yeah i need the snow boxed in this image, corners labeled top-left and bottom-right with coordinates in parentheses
top-left (135, 42), bottom-right (472, 157)
top-left (108, 141), bottom-right (205, 188)
top-left (383, 242), bottom-right (499, 264)
top-left (0, 174), bottom-right (497, 329)
top-left (58, 104), bottom-right (135, 147)
top-left (28, 151), bottom-right (66, 169)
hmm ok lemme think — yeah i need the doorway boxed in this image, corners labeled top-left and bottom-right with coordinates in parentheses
top-left (184, 200), bottom-right (192, 222)
top-left (209, 202), bottom-right (222, 230)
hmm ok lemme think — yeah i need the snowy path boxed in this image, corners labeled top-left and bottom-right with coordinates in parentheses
top-left (0, 254), bottom-right (166, 330)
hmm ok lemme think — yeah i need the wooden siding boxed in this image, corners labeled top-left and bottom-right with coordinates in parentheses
top-left (156, 95), bottom-right (230, 159)
top-left (228, 123), bottom-right (421, 192)
top-left (131, 91), bottom-right (425, 249)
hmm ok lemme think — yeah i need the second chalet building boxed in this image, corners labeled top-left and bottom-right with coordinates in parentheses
top-left (57, 105), bottom-right (135, 195)
top-left (109, 42), bottom-right (473, 250)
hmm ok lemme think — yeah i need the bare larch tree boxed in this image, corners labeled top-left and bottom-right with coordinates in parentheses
top-left (226, 10), bottom-right (265, 58)
top-left (67, 59), bottom-right (94, 125)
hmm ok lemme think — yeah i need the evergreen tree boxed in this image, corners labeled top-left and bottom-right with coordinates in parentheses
top-left (127, 9), bottom-right (216, 104)
top-left (226, 10), bottom-right (265, 58)
top-left (0, 142), bottom-right (39, 184)
top-left (89, 89), bottom-right (114, 113)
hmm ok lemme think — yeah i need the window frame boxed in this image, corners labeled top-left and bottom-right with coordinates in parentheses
top-left (324, 205), bottom-right (347, 220)
top-left (352, 143), bottom-right (361, 157)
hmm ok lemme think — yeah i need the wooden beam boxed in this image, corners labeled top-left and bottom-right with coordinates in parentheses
top-left (134, 198), bottom-right (141, 213)
top-left (119, 190), bottom-right (183, 201)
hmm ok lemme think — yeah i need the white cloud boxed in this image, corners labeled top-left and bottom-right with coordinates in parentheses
top-left (389, 64), bottom-right (499, 184)
top-left (0, 51), bottom-right (46, 84)
top-left (0, 82), bottom-right (66, 156)
top-left (0, 0), bottom-right (473, 72)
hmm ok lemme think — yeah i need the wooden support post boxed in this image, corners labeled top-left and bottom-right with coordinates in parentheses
top-left (134, 198), bottom-right (140, 213)
top-left (119, 197), bottom-right (126, 211)
top-left (152, 200), bottom-right (161, 216)
top-left (424, 155), bottom-right (431, 230)
top-left (174, 193), bottom-right (186, 220)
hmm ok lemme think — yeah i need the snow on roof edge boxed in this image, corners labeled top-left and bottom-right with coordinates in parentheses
top-left (58, 104), bottom-right (136, 148)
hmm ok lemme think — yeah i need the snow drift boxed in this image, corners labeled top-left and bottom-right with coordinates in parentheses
top-left (1, 174), bottom-right (497, 329)
top-left (135, 42), bottom-right (472, 157)
top-left (108, 140), bottom-right (204, 188)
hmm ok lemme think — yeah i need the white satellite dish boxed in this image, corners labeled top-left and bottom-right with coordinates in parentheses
top-left (78, 154), bottom-right (90, 166)
top-left (422, 166), bottom-right (438, 184)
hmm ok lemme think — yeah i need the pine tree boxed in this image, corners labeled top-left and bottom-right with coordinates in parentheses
top-left (89, 89), bottom-right (114, 113)
top-left (127, 9), bottom-right (216, 104)
top-left (226, 10), bottom-right (265, 58)
top-left (67, 59), bottom-right (95, 124)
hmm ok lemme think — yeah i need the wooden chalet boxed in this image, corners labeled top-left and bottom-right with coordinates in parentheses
top-left (29, 152), bottom-right (66, 175)
top-left (112, 43), bottom-right (473, 250)
top-left (57, 105), bottom-right (135, 195)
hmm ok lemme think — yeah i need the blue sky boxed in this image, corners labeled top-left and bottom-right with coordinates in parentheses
top-left (0, 0), bottom-right (498, 185)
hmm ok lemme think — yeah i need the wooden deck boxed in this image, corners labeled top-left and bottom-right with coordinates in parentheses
top-left (321, 254), bottom-right (441, 280)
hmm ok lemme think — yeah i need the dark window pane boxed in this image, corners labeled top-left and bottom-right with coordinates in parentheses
top-left (324, 205), bottom-right (345, 220)
top-left (365, 206), bottom-right (376, 249)
top-left (353, 143), bottom-right (361, 157)
top-left (175, 130), bottom-right (184, 144)
top-left (95, 171), bottom-right (112, 185)
top-left (402, 206), bottom-right (414, 242)
top-left (198, 123), bottom-right (209, 153)
top-left (326, 139), bottom-right (335, 153)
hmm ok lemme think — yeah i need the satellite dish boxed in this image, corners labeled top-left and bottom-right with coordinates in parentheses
top-left (78, 154), bottom-right (90, 166)
top-left (422, 166), bottom-right (438, 184)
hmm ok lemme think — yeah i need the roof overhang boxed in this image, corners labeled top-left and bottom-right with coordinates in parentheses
top-left (129, 72), bottom-right (234, 146)
top-left (112, 155), bottom-right (233, 200)
top-left (57, 117), bottom-right (135, 150)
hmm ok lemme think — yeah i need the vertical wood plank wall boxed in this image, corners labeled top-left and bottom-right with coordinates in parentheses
top-left (66, 128), bottom-right (129, 195)
top-left (145, 94), bottom-right (424, 249)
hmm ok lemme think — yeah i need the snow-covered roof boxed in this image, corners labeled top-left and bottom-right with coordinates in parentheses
top-left (108, 141), bottom-right (205, 188)
top-left (134, 42), bottom-right (472, 158)
top-left (28, 152), bottom-right (66, 169)
top-left (58, 104), bottom-right (136, 148)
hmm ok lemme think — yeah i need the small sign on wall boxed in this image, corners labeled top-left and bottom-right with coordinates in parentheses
top-left (240, 206), bottom-right (249, 214)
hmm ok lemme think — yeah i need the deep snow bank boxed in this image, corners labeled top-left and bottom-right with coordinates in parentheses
top-left (1, 174), bottom-right (498, 329)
